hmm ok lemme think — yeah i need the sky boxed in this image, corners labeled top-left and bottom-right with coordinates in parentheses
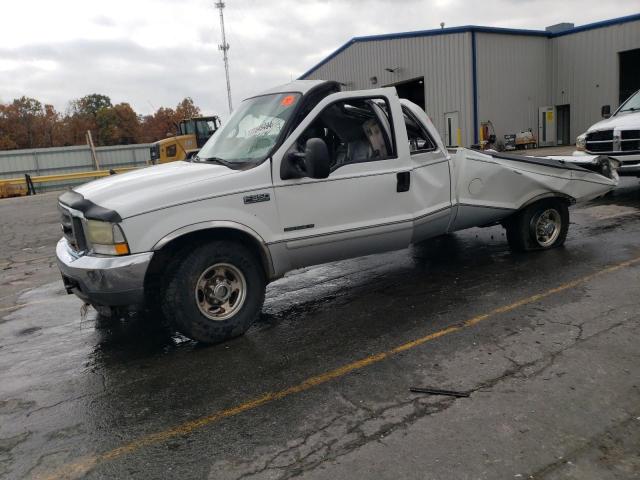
top-left (0, 0), bottom-right (638, 119)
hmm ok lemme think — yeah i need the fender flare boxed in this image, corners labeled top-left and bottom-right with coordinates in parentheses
top-left (152, 221), bottom-right (275, 277)
top-left (519, 192), bottom-right (576, 210)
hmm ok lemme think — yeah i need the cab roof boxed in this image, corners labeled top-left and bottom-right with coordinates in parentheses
top-left (251, 80), bottom-right (340, 98)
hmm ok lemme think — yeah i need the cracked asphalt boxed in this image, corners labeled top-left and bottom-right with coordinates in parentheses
top-left (1, 178), bottom-right (640, 480)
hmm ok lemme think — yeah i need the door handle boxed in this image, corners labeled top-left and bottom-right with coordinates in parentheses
top-left (397, 171), bottom-right (410, 192)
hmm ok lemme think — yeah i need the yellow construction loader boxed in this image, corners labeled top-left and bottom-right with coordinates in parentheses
top-left (150, 116), bottom-right (220, 164)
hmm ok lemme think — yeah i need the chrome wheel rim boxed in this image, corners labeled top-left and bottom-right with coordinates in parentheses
top-left (195, 263), bottom-right (247, 321)
top-left (534, 209), bottom-right (561, 247)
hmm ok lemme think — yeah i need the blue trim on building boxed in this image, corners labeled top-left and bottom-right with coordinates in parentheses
top-left (299, 13), bottom-right (640, 79)
top-left (471, 31), bottom-right (478, 145)
top-left (551, 12), bottom-right (640, 37)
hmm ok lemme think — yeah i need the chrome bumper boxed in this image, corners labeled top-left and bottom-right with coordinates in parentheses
top-left (610, 153), bottom-right (640, 176)
top-left (56, 238), bottom-right (153, 307)
top-left (617, 163), bottom-right (640, 176)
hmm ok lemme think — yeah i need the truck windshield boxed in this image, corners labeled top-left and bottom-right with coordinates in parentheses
top-left (618, 90), bottom-right (640, 113)
top-left (196, 92), bottom-right (301, 165)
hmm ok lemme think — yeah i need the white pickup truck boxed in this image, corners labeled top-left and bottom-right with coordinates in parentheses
top-left (575, 88), bottom-right (640, 177)
top-left (56, 80), bottom-right (618, 343)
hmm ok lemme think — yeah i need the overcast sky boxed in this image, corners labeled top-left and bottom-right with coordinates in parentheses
top-left (1, 0), bottom-right (637, 118)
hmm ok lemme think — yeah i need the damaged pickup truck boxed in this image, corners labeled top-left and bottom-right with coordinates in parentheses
top-left (56, 80), bottom-right (618, 343)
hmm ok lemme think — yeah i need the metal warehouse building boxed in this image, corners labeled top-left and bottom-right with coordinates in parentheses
top-left (301, 13), bottom-right (640, 149)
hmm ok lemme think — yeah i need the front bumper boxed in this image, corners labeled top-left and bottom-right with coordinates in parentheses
top-left (573, 151), bottom-right (640, 176)
top-left (616, 161), bottom-right (640, 176)
top-left (56, 238), bottom-right (153, 307)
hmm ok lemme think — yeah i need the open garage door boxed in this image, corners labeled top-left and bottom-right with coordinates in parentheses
top-left (619, 48), bottom-right (640, 105)
top-left (391, 77), bottom-right (425, 111)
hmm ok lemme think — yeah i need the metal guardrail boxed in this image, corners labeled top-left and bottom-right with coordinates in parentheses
top-left (0, 167), bottom-right (141, 198)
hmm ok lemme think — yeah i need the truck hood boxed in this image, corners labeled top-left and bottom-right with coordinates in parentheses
top-left (74, 161), bottom-right (238, 218)
top-left (586, 111), bottom-right (640, 132)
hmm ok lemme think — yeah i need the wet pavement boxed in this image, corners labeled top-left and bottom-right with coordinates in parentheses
top-left (1, 179), bottom-right (640, 480)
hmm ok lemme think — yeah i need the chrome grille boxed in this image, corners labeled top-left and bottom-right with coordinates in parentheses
top-left (585, 129), bottom-right (640, 154)
top-left (585, 130), bottom-right (613, 153)
top-left (59, 206), bottom-right (87, 252)
top-left (621, 130), bottom-right (640, 152)
top-left (586, 130), bottom-right (613, 141)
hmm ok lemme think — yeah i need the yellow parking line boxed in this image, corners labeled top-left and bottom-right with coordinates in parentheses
top-left (35, 254), bottom-right (640, 480)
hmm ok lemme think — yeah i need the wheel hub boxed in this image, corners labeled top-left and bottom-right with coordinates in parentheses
top-left (534, 208), bottom-right (561, 247)
top-left (211, 281), bottom-right (232, 302)
top-left (195, 263), bottom-right (247, 321)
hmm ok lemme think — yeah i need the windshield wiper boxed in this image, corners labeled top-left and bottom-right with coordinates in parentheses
top-left (619, 107), bottom-right (639, 112)
top-left (195, 156), bottom-right (235, 168)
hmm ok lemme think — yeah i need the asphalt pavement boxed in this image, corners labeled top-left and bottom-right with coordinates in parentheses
top-left (1, 178), bottom-right (639, 480)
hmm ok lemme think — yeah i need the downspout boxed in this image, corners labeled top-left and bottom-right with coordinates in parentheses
top-left (471, 30), bottom-right (479, 145)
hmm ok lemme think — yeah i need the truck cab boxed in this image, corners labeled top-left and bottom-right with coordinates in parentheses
top-left (575, 88), bottom-right (640, 177)
top-left (149, 116), bottom-right (220, 164)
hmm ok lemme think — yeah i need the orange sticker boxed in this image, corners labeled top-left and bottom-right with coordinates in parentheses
top-left (281, 95), bottom-right (296, 107)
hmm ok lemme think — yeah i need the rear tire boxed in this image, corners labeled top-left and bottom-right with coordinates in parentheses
top-left (162, 241), bottom-right (266, 344)
top-left (505, 199), bottom-right (569, 252)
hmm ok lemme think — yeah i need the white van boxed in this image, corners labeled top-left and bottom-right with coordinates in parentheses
top-left (575, 88), bottom-right (640, 177)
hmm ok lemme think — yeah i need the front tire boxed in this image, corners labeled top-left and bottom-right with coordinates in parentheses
top-left (162, 241), bottom-right (266, 343)
top-left (505, 199), bottom-right (569, 252)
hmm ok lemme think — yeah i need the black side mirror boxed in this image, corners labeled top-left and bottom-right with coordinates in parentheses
top-left (281, 138), bottom-right (331, 180)
top-left (304, 138), bottom-right (331, 179)
top-left (601, 105), bottom-right (611, 118)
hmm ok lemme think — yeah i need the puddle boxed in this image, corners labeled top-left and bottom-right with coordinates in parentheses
top-left (16, 327), bottom-right (42, 336)
top-left (578, 204), bottom-right (639, 220)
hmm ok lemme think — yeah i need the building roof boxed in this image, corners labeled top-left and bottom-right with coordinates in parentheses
top-left (300, 13), bottom-right (640, 79)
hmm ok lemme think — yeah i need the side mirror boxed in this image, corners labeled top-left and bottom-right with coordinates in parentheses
top-left (304, 138), bottom-right (331, 179)
top-left (601, 105), bottom-right (611, 119)
top-left (281, 138), bottom-right (331, 180)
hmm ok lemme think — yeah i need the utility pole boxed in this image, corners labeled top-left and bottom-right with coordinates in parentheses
top-left (215, 1), bottom-right (233, 113)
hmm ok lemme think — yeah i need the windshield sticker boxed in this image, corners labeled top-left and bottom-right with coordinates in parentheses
top-left (281, 95), bottom-right (296, 107)
top-left (248, 118), bottom-right (284, 137)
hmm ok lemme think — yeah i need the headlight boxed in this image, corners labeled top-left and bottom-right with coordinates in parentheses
top-left (85, 220), bottom-right (130, 256)
top-left (576, 133), bottom-right (586, 151)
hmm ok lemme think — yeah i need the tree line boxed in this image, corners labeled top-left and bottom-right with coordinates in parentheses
top-left (0, 94), bottom-right (203, 151)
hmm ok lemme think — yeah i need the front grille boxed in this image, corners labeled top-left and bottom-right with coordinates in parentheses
top-left (622, 140), bottom-right (640, 151)
top-left (59, 206), bottom-right (87, 252)
top-left (586, 129), bottom-right (614, 153)
top-left (621, 130), bottom-right (640, 152)
top-left (586, 141), bottom-right (614, 153)
top-left (586, 130), bottom-right (613, 141)
top-left (586, 129), bottom-right (640, 154)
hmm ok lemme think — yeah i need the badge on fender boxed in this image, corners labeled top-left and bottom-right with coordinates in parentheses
top-left (243, 193), bottom-right (270, 204)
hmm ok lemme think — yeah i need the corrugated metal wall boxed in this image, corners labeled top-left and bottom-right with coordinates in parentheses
top-left (304, 33), bottom-right (475, 146)
top-left (475, 33), bottom-right (550, 146)
top-left (550, 21), bottom-right (640, 139)
top-left (302, 18), bottom-right (640, 149)
top-left (0, 144), bottom-right (151, 191)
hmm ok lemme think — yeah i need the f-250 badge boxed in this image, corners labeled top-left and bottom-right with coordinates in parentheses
top-left (243, 193), bottom-right (270, 204)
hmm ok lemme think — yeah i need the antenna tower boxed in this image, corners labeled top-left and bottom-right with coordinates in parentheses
top-left (215, 1), bottom-right (233, 113)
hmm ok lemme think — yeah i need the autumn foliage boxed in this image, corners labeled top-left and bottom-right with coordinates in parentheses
top-left (0, 94), bottom-right (202, 150)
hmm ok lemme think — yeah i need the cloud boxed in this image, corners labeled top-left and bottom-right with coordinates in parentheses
top-left (92, 15), bottom-right (116, 27)
top-left (0, 0), bottom-right (638, 118)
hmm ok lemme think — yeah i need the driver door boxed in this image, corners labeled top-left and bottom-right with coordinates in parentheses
top-left (271, 89), bottom-right (414, 270)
